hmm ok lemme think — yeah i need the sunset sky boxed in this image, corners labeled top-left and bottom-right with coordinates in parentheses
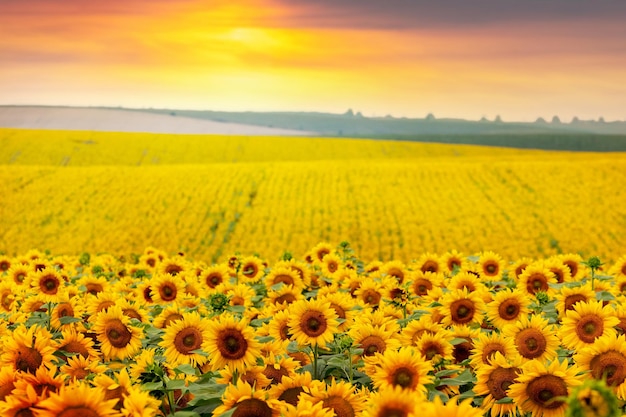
top-left (1, 0), bottom-right (625, 121)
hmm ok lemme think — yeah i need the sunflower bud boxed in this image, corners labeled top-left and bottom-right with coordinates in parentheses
top-left (566, 379), bottom-right (620, 417)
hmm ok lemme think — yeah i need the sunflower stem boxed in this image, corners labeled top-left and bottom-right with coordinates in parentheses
top-left (166, 389), bottom-right (176, 416)
top-left (313, 344), bottom-right (319, 380)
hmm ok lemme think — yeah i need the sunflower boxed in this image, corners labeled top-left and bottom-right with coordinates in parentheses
top-left (508, 359), bottom-right (584, 417)
top-left (267, 309), bottom-right (293, 342)
top-left (92, 305), bottom-right (143, 361)
top-left (368, 346), bottom-right (433, 393)
top-left (120, 387), bottom-right (162, 417)
top-left (0, 281), bottom-right (19, 313)
top-left (213, 380), bottom-right (281, 417)
top-left (449, 325), bottom-right (480, 364)
top-left (0, 383), bottom-right (39, 417)
top-left (264, 266), bottom-right (303, 292)
top-left (560, 300), bottom-right (620, 351)
top-left (79, 274), bottom-right (110, 297)
top-left (573, 333), bottom-right (626, 400)
top-left (0, 325), bottom-right (57, 373)
top-left (50, 297), bottom-right (85, 331)
top-left (238, 256), bottom-right (266, 283)
top-left (0, 367), bottom-right (17, 401)
top-left (149, 273), bottom-right (185, 304)
top-left (266, 284), bottom-right (304, 308)
top-left (510, 257), bottom-right (534, 281)
top-left (160, 311), bottom-right (211, 367)
top-left (306, 378), bottom-right (367, 417)
top-left (311, 242), bottom-right (334, 263)
top-left (134, 281), bottom-right (154, 304)
top-left (54, 328), bottom-right (100, 362)
top-left (474, 351), bottom-right (523, 417)
top-left (409, 271), bottom-right (444, 297)
top-left (439, 288), bottom-right (486, 327)
top-left (288, 298), bottom-right (339, 348)
top-left (415, 331), bottom-right (455, 363)
top-left (224, 283), bottom-right (257, 310)
top-left (544, 258), bottom-right (573, 284)
top-left (354, 278), bottom-right (385, 308)
top-left (316, 292), bottom-right (358, 332)
top-left (478, 251), bottom-right (504, 281)
top-left (447, 271), bottom-right (488, 294)
top-left (485, 288), bottom-right (531, 328)
top-left (349, 323), bottom-right (401, 359)
top-left (34, 381), bottom-right (119, 417)
top-left (85, 291), bottom-right (119, 322)
top-left (560, 253), bottom-right (585, 280)
top-left (268, 371), bottom-right (314, 406)
top-left (157, 256), bottom-right (188, 277)
top-left (469, 331), bottom-right (520, 370)
top-left (0, 255), bottom-right (11, 273)
top-left (261, 352), bottom-right (300, 385)
top-left (31, 267), bottom-right (64, 302)
top-left (422, 396), bottom-right (484, 417)
top-left (217, 364), bottom-right (272, 390)
top-left (502, 314), bottom-right (559, 362)
top-left (116, 298), bottom-right (148, 323)
top-left (60, 355), bottom-right (107, 380)
top-left (399, 315), bottom-right (444, 346)
top-left (441, 250), bottom-right (466, 275)
top-left (198, 264), bottom-right (230, 292)
top-left (5, 264), bottom-right (30, 286)
top-left (381, 260), bottom-right (407, 283)
top-left (363, 385), bottom-right (423, 417)
top-left (204, 314), bottom-right (261, 372)
top-left (364, 260), bottom-right (383, 273)
top-left (321, 253), bottom-right (343, 279)
top-left (415, 252), bottom-right (442, 274)
top-left (554, 282), bottom-right (596, 318)
top-left (518, 263), bottom-right (557, 296)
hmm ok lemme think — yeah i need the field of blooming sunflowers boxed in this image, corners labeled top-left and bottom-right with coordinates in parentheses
top-left (2, 128), bottom-right (626, 416)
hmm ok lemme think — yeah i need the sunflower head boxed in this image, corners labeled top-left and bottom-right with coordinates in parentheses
top-left (566, 379), bottom-right (620, 417)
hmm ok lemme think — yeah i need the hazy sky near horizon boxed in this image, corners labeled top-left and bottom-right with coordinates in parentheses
top-left (1, 0), bottom-right (625, 121)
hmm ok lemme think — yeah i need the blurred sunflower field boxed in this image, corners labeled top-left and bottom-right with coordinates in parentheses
top-left (2, 128), bottom-right (626, 416)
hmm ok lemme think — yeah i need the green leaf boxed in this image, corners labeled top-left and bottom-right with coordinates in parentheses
top-left (227, 305), bottom-right (246, 314)
top-left (174, 364), bottom-right (197, 376)
top-left (141, 381), bottom-right (164, 391)
top-left (59, 316), bottom-right (81, 325)
top-left (166, 379), bottom-right (187, 391)
top-left (495, 396), bottom-right (514, 404)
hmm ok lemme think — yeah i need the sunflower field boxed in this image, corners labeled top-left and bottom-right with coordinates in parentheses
top-left (2, 128), bottom-right (626, 416)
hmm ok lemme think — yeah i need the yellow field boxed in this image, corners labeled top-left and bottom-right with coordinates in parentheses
top-left (1, 128), bottom-right (625, 262)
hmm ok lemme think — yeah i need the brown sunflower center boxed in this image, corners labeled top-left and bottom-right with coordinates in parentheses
top-left (40, 275), bottom-right (60, 294)
top-left (242, 263), bottom-right (258, 278)
top-left (515, 328), bottom-right (547, 359)
top-left (322, 396), bottom-right (355, 417)
top-left (484, 262), bottom-right (499, 275)
top-left (450, 299), bottom-right (475, 324)
top-left (14, 271), bottom-right (27, 284)
top-left (58, 340), bottom-right (90, 359)
top-left (362, 290), bottom-right (381, 306)
top-left (526, 274), bottom-right (548, 294)
top-left (142, 287), bottom-right (153, 302)
top-left (392, 367), bottom-right (416, 388)
top-left (453, 340), bottom-right (473, 363)
top-left (163, 313), bottom-right (184, 328)
top-left (551, 269), bottom-right (564, 283)
top-left (278, 387), bottom-right (304, 406)
top-left (526, 374), bottom-right (568, 409)
top-left (377, 407), bottom-right (409, 417)
top-left (165, 264), bottom-right (183, 276)
top-left (274, 293), bottom-right (296, 305)
top-left (0, 380), bottom-right (15, 400)
top-left (421, 261), bottom-right (439, 273)
top-left (232, 398), bottom-right (272, 417)
top-left (386, 268), bottom-right (404, 283)
top-left (15, 346), bottom-right (43, 373)
top-left (86, 283), bottom-right (103, 295)
top-left (174, 327), bottom-right (202, 354)
top-left (105, 319), bottom-right (132, 348)
top-left (159, 283), bottom-right (177, 301)
top-left (263, 364), bottom-right (289, 384)
top-left (300, 311), bottom-right (328, 337)
top-left (273, 274), bottom-right (294, 286)
top-left (218, 329), bottom-right (248, 360)
top-left (515, 264), bottom-right (528, 277)
top-left (448, 258), bottom-right (462, 271)
top-left (206, 273), bottom-right (223, 288)
top-left (329, 303), bottom-right (346, 320)
top-left (499, 300), bottom-right (521, 320)
top-left (422, 342), bottom-right (443, 360)
top-left (57, 303), bottom-right (74, 318)
top-left (413, 279), bottom-right (432, 296)
top-left (621, 264), bottom-right (626, 276)
top-left (590, 351), bottom-right (626, 386)
top-left (564, 261), bottom-right (578, 277)
top-left (576, 315), bottom-right (604, 343)
top-left (327, 261), bottom-right (339, 273)
top-left (0, 260), bottom-right (9, 271)
top-left (487, 367), bottom-right (519, 400)
top-left (564, 294), bottom-right (587, 312)
top-left (97, 301), bottom-right (115, 313)
top-left (361, 335), bottom-right (386, 356)
top-left (57, 407), bottom-right (105, 417)
top-left (123, 308), bottom-right (142, 321)
top-left (15, 410), bottom-right (35, 417)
